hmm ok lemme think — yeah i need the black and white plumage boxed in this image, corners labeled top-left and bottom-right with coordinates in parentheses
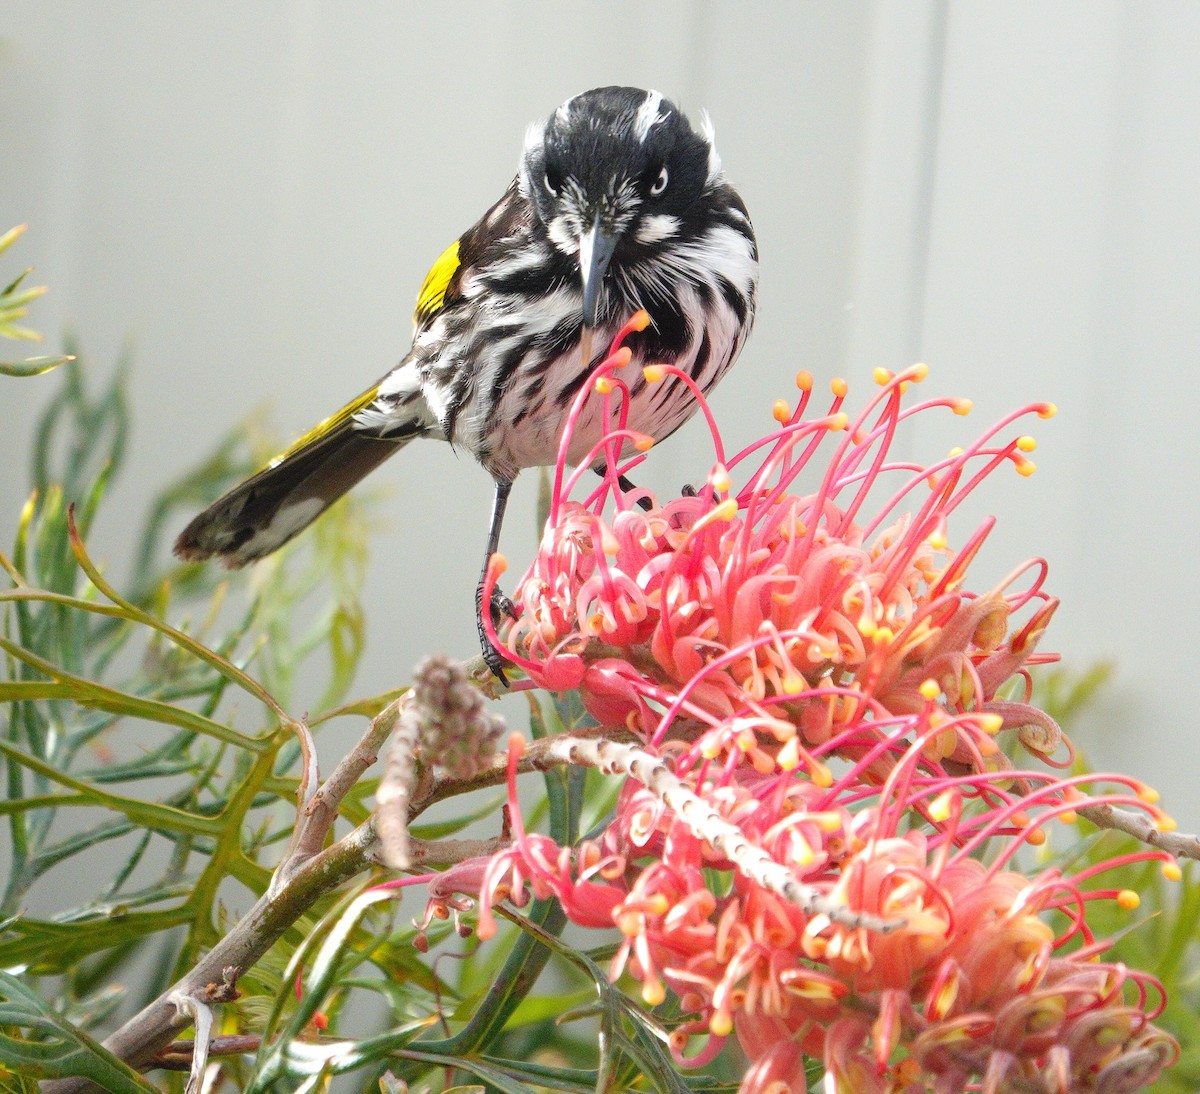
top-left (175, 86), bottom-right (759, 678)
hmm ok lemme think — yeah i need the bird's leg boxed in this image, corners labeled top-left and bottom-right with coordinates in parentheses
top-left (476, 479), bottom-right (516, 684)
top-left (602, 469), bottom-right (654, 513)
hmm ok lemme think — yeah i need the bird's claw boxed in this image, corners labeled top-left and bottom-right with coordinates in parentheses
top-left (490, 587), bottom-right (517, 623)
top-left (682, 482), bottom-right (719, 503)
top-left (475, 581), bottom-right (517, 687)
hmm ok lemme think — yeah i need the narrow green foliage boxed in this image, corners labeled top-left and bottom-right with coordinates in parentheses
top-left (1, 354), bottom-right (653, 1093)
top-left (0, 225), bottom-right (73, 376)
top-left (0, 972), bottom-right (158, 1091)
top-left (1, 356), bottom-right (377, 1084)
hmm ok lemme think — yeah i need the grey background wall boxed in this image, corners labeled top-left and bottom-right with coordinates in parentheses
top-left (3, 3), bottom-right (1198, 828)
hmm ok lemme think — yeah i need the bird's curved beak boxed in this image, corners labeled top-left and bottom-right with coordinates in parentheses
top-left (579, 212), bottom-right (618, 365)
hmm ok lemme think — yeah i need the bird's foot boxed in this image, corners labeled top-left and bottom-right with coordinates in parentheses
top-left (475, 581), bottom-right (518, 686)
top-left (613, 472), bottom-right (654, 512)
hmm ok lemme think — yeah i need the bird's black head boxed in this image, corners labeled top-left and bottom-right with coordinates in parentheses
top-left (519, 86), bottom-right (722, 328)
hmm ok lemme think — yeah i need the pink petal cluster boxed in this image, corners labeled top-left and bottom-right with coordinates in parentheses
top-left (451, 320), bottom-right (1181, 1091)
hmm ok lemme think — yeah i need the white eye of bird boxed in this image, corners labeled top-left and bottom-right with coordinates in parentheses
top-left (649, 165), bottom-right (669, 196)
top-left (544, 171), bottom-right (561, 196)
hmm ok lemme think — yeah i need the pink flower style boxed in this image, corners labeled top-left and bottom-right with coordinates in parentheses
top-left (444, 314), bottom-right (1180, 1092)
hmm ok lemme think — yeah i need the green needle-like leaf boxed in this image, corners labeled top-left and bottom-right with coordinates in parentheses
top-left (0, 971), bottom-right (161, 1090)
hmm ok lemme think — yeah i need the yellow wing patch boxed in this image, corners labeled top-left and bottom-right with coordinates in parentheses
top-left (413, 239), bottom-right (461, 328)
top-left (270, 384), bottom-right (382, 466)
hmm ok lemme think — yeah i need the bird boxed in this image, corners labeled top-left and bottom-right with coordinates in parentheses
top-left (174, 86), bottom-right (759, 681)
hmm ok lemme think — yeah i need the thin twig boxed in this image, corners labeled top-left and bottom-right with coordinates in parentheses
top-left (541, 734), bottom-right (901, 933)
top-left (40, 822), bottom-right (380, 1094)
top-left (276, 698), bottom-right (404, 885)
top-left (1078, 802), bottom-right (1200, 861)
top-left (38, 729), bottom-right (567, 1093)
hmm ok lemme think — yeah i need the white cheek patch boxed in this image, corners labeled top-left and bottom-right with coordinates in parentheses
top-left (547, 214), bottom-right (581, 255)
top-left (636, 214), bottom-right (680, 244)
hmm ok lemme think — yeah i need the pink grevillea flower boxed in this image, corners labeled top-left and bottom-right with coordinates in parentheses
top-left (494, 330), bottom-right (1064, 791)
top-left (458, 321), bottom-right (1181, 1091)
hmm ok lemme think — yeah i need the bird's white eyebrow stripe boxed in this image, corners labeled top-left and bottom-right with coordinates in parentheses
top-left (634, 90), bottom-right (668, 142)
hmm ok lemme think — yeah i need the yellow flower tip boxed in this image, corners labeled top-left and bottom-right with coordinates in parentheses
top-left (928, 529), bottom-right (948, 550)
top-left (1136, 783), bottom-right (1161, 805)
top-left (1016, 435), bottom-right (1037, 453)
top-left (615, 911), bottom-right (640, 936)
top-left (488, 553), bottom-right (508, 577)
top-left (951, 398), bottom-right (973, 416)
top-left (629, 308), bottom-right (652, 332)
top-left (1117, 889), bottom-right (1140, 911)
top-left (782, 671), bottom-right (806, 696)
top-left (709, 1010), bottom-right (734, 1037)
top-left (827, 411), bottom-right (849, 433)
top-left (1162, 860), bottom-right (1183, 882)
top-left (1058, 809), bottom-right (1078, 825)
top-left (976, 736), bottom-right (1000, 757)
top-left (776, 737), bottom-right (801, 772)
top-left (795, 369), bottom-right (814, 391)
top-left (594, 376), bottom-right (615, 395)
top-left (711, 464), bottom-right (732, 493)
top-left (711, 498), bottom-right (739, 522)
top-left (1015, 457), bottom-right (1037, 477)
top-left (873, 625), bottom-right (894, 644)
top-left (1026, 827), bottom-right (1047, 847)
top-left (918, 678), bottom-right (941, 701)
top-left (977, 712), bottom-right (1004, 735)
top-left (791, 837), bottom-right (816, 868)
top-left (643, 363), bottom-right (666, 383)
top-left (873, 367), bottom-right (893, 386)
top-left (813, 811), bottom-right (844, 833)
top-left (773, 399), bottom-right (791, 423)
top-left (928, 980), bottom-right (960, 1022)
top-left (910, 362), bottom-right (929, 382)
top-left (1037, 402), bottom-right (1058, 419)
top-left (642, 979), bottom-right (667, 1006)
top-left (632, 432), bottom-right (655, 452)
top-left (749, 750), bottom-right (775, 775)
top-left (857, 617), bottom-right (877, 639)
top-left (928, 790), bottom-right (956, 823)
top-left (646, 894), bottom-right (670, 916)
top-left (831, 377), bottom-right (848, 398)
top-left (810, 760), bottom-right (834, 788)
top-left (600, 527), bottom-right (621, 555)
top-left (947, 446), bottom-right (964, 459)
top-left (699, 737), bottom-right (722, 760)
top-left (1154, 812), bottom-right (1178, 834)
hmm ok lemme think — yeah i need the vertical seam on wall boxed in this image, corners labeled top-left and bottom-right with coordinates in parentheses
top-left (906, 0), bottom-right (949, 358)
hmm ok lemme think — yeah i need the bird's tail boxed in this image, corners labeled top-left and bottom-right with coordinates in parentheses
top-left (175, 386), bottom-right (420, 568)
